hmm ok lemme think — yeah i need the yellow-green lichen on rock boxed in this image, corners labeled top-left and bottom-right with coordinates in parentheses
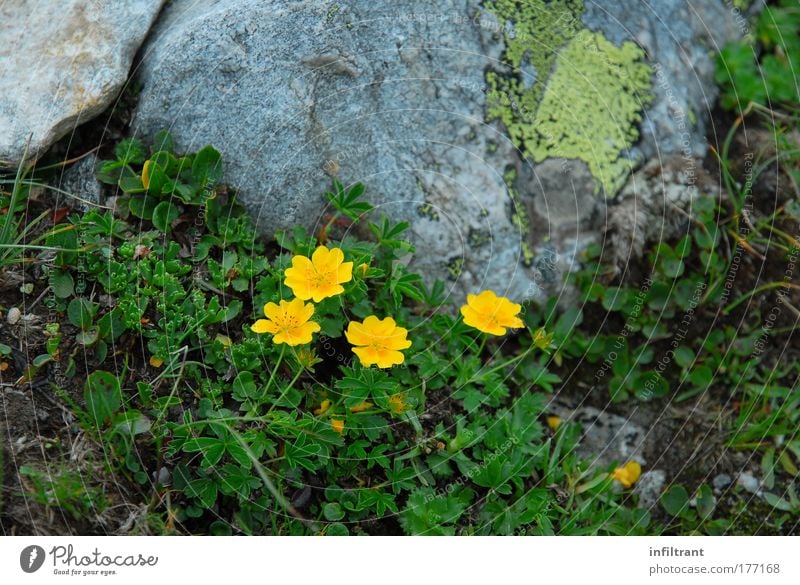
top-left (485, 0), bottom-right (584, 147)
top-left (485, 0), bottom-right (653, 196)
top-left (529, 30), bottom-right (653, 195)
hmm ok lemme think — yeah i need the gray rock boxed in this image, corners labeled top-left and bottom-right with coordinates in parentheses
top-left (712, 473), bottom-right (733, 494)
top-left (582, 0), bottom-right (740, 160)
top-left (132, 0), bottom-right (741, 297)
top-left (737, 472), bottom-right (761, 495)
top-left (550, 404), bottom-right (647, 469)
top-left (634, 469), bottom-right (667, 510)
top-left (56, 154), bottom-right (104, 212)
top-left (0, 0), bottom-right (165, 165)
top-left (6, 307), bottom-right (21, 326)
top-left (607, 156), bottom-right (720, 272)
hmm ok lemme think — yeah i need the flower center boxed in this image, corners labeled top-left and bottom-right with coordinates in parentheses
top-left (308, 267), bottom-right (335, 289)
top-left (279, 312), bottom-right (299, 331)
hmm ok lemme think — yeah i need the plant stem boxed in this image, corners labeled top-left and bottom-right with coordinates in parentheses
top-left (724, 281), bottom-right (800, 315)
top-left (476, 335), bottom-right (488, 356)
top-left (266, 363), bottom-right (303, 417)
top-left (482, 343), bottom-right (535, 378)
top-left (265, 345), bottom-right (286, 394)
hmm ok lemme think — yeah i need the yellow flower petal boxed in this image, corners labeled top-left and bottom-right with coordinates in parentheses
top-left (611, 461), bottom-right (642, 489)
top-left (251, 319), bottom-right (276, 334)
top-left (347, 315), bottom-right (411, 368)
top-left (460, 290), bottom-right (524, 336)
top-left (314, 399), bottom-right (332, 416)
top-left (149, 355), bottom-right (163, 368)
top-left (331, 419), bottom-right (345, 435)
top-left (251, 299), bottom-right (320, 346)
top-left (284, 246), bottom-right (353, 302)
top-left (349, 401), bottom-right (373, 413)
top-left (547, 416), bottom-right (561, 430)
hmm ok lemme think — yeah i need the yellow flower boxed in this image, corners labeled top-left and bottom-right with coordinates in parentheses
top-left (460, 290), bottom-right (524, 336)
top-left (251, 298), bottom-right (321, 346)
top-left (284, 246), bottom-right (353, 302)
top-left (388, 393), bottom-right (409, 414)
top-left (149, 355), bottom-right (163, 368)
top-left (611, 461), bottom-right (642, 489)
top-left (345, 315), bottom-right (412, 368)
top-left (546, 416), bottom-right (561, 430)
top-left (314, 399), bottom-right (331, 416)
top-left (331, 419), bottom-right (345, 435)
top-left (350, 401), bottom-right (373, 413)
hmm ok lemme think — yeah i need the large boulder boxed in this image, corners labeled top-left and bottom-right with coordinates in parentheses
top-left (132, 0), bottom-right (741, 301)
top-left (0, 0), bottom-right (165, 165)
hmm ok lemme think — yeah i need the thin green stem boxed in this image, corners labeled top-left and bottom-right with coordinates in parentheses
top-left (226, 425), bottom-right (319, 531)
top-left (266, 361), bottom-right (303, 417)
top-left (265, 345), bottom-right (286, 395)
top-left (482, 343), bottom-right (535, 378)
top-left (476, 335), bottom-right (488, 356)
top-left (723, 281), bottom-right (800, 315)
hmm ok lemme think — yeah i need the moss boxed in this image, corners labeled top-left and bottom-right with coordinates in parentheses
top-left (417, 202), bottom-right (440, 222)
top-left (325, 4), bottom-right (340, 25)
top-left (447, 257), bottom-right (464, 280)
top-left (485, 0), bottom-right (653, 196)
top-left (468, 228), bottom-right (491, 249)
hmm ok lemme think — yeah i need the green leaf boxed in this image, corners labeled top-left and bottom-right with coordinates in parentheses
top-left (114, 138), bottom-right (147, 165)
top-left (192, 145), bottom-right (223, 190)
top-left (49, 269), bottom-right (74, 298)
top-left (129, 195), bottom-right (159, 220)
top-left (326, 523), bottom-right (349, 536)
top-left (661, 485), bottom-right (690, 516)
top-left (602, 287), bottom-right (627, 312)
top-left (152, 200), bottom-right (180, 232)
top-left (762, 492), bottom-right (794, 512)
top-left (232, 371), bottom-right (259, 400)
top-left (183, 437), bottom-right (226, 468)
top-left (152, 129), bottom-right (175, 154)
top-left (84, 370), bottom-right (122, 427)
top-left (75, 327), bottom-right (99, 346)
top-left (186, 478), bottom-right (218, 508)
top-left (323, 502), bottom-right (345, 521)
top-left (113, 411), bottom-right (152, 436)
top-left (695, 484), bottom-right (716, 521)
top-left (67, 298), bottom-right (95, 330)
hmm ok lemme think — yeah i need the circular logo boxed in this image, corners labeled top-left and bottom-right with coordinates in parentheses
top-left (20, 545), bottom-right (46, 573)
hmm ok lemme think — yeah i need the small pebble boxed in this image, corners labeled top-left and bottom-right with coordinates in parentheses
top-left (634, 469), bottom-right (667, 509)
top-left (712, 473), bottom-right (732, 493)
top-left (737, 472), bottom-right (760, 494)
top-left (154, 466), bottom-right (171, 486)
top-left (6, 307), bottom-right (21, 325)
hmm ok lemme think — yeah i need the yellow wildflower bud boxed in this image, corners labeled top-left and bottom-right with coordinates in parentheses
top-left (547, 416), bottom-right (561, 430)
top-left (611, 461), bottom-right (642, 489)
